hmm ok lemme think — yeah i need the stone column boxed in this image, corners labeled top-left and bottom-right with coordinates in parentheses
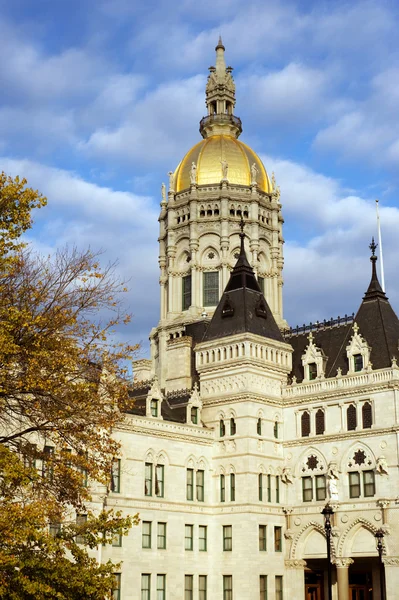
top-left (284, 560), bottom-right (306, 600)
top-left (383, 557), bottom-right (399, 600)
top-left (335, 558), bottom-right (353, 600)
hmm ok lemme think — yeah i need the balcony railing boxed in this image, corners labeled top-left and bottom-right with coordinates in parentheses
top-left (199, 114), bottom-right (242, 135)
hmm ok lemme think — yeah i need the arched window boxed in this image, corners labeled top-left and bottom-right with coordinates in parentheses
top-left (257, 418), bottom-right (262, 436)
top-left (362, 402), bottom-right (372, 429)
top-left (230, 418), bottom-right (236, 436)
top-left (273, 421), bottom-right (279, 439)
top-left (301, 411), bottom-right (310, 437)
top-left (220, 420), bottom-right (225, 437)
top-left (347, 404), bottom-right (357, 431)
top-left (315, 409), bottom-right (325, 435)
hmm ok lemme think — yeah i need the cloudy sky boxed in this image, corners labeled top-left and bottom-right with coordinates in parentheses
top-left (2, 0), bottom-right (399, 355)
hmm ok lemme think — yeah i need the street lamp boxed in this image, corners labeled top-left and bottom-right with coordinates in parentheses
top-left (322, 503), bottom-right (334, 600)
top-left (375, 528), bottom-right (386, 600)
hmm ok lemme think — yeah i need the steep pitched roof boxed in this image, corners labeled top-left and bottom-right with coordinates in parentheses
top-left (202, 227), bottom-right (283, 343)
top-left (286, 244), bottom-right (399, 381)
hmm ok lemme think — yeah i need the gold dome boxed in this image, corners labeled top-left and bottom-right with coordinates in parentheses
top-left (174, 135), bottom-right (271, 193)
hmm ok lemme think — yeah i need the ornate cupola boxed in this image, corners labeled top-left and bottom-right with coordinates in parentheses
top-left (199, 36), bottom-right (242, 139)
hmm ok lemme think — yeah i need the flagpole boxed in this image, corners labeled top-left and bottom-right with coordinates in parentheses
top-left (376, 199), bottom-right (385, 291)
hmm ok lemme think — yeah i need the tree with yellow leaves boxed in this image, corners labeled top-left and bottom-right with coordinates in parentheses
top-left (0, 173), bottom-right (139, 598)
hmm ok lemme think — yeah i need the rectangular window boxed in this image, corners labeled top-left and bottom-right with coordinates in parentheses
top-left (111, 459), bottom-right (121, 493)
top-left (142, 521), bottom-right (152, 549)
top-left (267, 474), bottom-right (272, 502)
top-left (259, 525), bottom-right (267, 551)
top-left (155, 464), bottom-right (164, 497)
top-left (363, 470), bottom-right (375, 497)
top-left (309, 362), bottom-right (317, 380)
top-left (157, 574), bottom-right (166, 600)
top-left (220, 474), bottom-right (225, 502)
top-left (274, 526), bottom-right (282, 552)
top-left (141, 574), bottom-right (151, 600)
top-left (223, 575), bottom-right (233, 600)
top-left (230, 473), bottom-right (235, 502)
top-left (182, 274), bottom-right (192, 311)
top-left (145, 462), bottom-right (153, 496)
top-left (196, 469), bottom-right (205, 502)
top-left (186, 468), bottom-right (194, 501)
top-left (275, 576), bottom-right (283, 600)
top-left (349, 472), bottom-right (361, 498)
top-left (223, 525), bottom-right (232, 551)
top-left (302, 476), bottom-right (313, 502)
top-left (42, 445), bottom-right (54, 481)
top-left (258, 473), bottom-right (263, 501)
top-left (315, 475), bottom-right (327, 501)
top-left (258, 276), bottom-right (265, 294)
top-left (354, 354), bottom-right (363, 372)
top-left (191, 406), bottom-right (198, 424)
top-left (112, 573), bottom-right (121, 600)
top-left (185, 524), bottom-right (193, 551)
top-left (157, 522), bottom-right (167, 549)
top-left (49, 522), bottom-right (61, 538)
top-left (260, 575), bottom-right (267, 600)
top-left (203, 271), bottom-right (219, 306)
top-left (185, 575), bottom-right (193, 600)
top-left (151, 399), bottom-right (158, 417)
top-left (112, 533), bottom-right (122, 547)
top-left (76, 514), bottom-right (87, 545)
top-left (275, 476), bottom-right (280, 503)
top-left (199, 575), bottom-right (207, 600)
top-left (274, 421), bottom-right (279, 439)
top-left (199, 525), bottom-right (207, 551)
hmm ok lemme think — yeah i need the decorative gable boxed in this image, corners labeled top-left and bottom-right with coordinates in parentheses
top-left (186, 383), bottom-right (202, 425)
top-left (146, 376), bottom-right (163, 419)
top-left (346, 322), bottom-right (371, 374)
top-left (301, 333), bottom-right (327, 381)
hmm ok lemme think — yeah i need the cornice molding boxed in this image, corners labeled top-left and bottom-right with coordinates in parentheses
top-left (283, 425), bottom-right (398, 447)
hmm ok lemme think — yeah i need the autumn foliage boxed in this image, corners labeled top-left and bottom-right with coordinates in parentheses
top-left (0, 173), bottom-right (139, 598)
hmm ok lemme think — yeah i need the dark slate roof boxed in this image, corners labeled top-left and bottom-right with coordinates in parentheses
top-left (202, 230), bottom-right (283, 343)
top-left (286, 251), bottom-right (399, 381)
top-left (127, 386), bottom-right (189, 423)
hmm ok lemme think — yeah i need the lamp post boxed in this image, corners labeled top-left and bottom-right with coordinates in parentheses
top-left (375, 528), bottom-right (386, 600)
top-left (322, 503), bottom-right (334, 600)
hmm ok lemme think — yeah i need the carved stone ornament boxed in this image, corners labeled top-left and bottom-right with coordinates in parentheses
top-left (334, 558), bottom-right (354, 568)
top-left (190, 162), bottom-right (197, 185)
top-left (383, 557), bottom-right (399, 566)
top-left (285, 559), bottom-right (307, 569)
top-left (376, 456), bottom-right (389, 475)
top-left (346, 322), bottom-right (371, 373)
top-left (301, 332), bottom-right (327, 381)
top-left (284, 529), bottom-right (294, 540)
top-left (327, 462), bottom-right (340, 480)
top-left (281, 467), bottom-right (293, 484)
top-left (161, 182), bottom-right (166, 202)
top-left (168, 171), bottom-right (175, 192)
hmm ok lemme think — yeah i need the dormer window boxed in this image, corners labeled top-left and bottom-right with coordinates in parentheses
top-left (150, 399), bottom-right (158, 417)
top-left (353, 354), bottom-right (363, 372)
top-left (191, 407), bottom-right (198, 424)
top-left (308, 363), bottom-right (317, 380)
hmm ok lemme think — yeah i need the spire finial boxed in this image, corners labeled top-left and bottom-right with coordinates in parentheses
top-left (216, 35), bottom-right (225, 50)
top-left (370, 237), bottom-right (377, 258)
top-left (239, 215), bottom-right (245, 255)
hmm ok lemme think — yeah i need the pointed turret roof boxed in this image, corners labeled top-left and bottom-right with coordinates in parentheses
top-left (203, 221), bottom-right (283, 343)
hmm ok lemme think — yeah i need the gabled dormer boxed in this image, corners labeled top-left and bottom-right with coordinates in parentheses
top-left (301, 332), bottom-right (327, 381)
top-left (346, 323), bottom-right (371, 374)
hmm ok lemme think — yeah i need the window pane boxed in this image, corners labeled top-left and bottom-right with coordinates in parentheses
top-left (275, 576), bottom-right (283, 600)
top-left (42, 445), bottom-right (54, 481)
top-left (223, 525), bottom-right (232, 551)
top-left (220, 419), bottom-right (225, 437)
top-left (315, 475), bottom-right (327, 501)
top-left (267, 474), bottom-right (271, 502)
top-left (302, 476), bottom-right (313, 502)
top-left (186, 468), bottom-right (194, 501)
top-left (157, 575), bottom-right (166, 600)
top-left (199, 575), bottom-right (207, 600)
top-left (275, 476), bottom-right (280, 503)
top-left (362, 402), bottom-right (372, 429)
top-left (142, 521), bottom-right (151, 548)
top-left (199, 525), bottom-right (207, 551)
top-left (230, 473), bottom-right (235, 502)
top-left (354, 354), bottom-right (363, 372)
top-left (257, 418), bottom-right (262, 435)
top-left (223, 575), bottom-right (233, 600)
top-left (111, 459), bottom-right (120, 493)
top-left (196, 470), bottom-right (205, 502)
top-left (112, 573), bottom-right (121, 600)
top-left (230, 418), bottom-right (236, 436)
top-left (301, 412), bottom-right (310, 437)
top-left (155, 464), bottom-right (164, 497)
top-left (141, 574), bottom-right (151, 600)
top-left (258, 473), bottom-right (263, 501)
top-left (315, 409), bottom-right (325, 435)
top-left (203, 271), bottom-right (219, 306)
top-left (183, 274), bottom-right (192, 310)
top-left (308, 363), bottom-right (317, 380)
top-left (259, 525), bottom-right (267, 551)
top-left (145, 463), bottom-right (153, 496)
top-left (191, 406), bottom-right (198, 424)
top-left (220, 474), bottom-right (225, 502)
top-left (185, 575), bottom-right (193, 600)
top-left (347, 404), bottom-right (357, 431)
top-left (76, 514), bottom-right (87, 545)
top-left (349, 472), bottom-right (361, 498)
top-left (274, 526), bottom-right (282, 552)
top-left (112, 533), bottom-right (122, 547)
top-left (363, 470), bottom-right (375, 497)
top-left (185, 524), bottom-right (193, 550)
top-left (260, 575), bottom-right (267, 600)
top-left (274, 421), bottom-right (279, 439)
top-left (157, 522), bottom-right (166, 549)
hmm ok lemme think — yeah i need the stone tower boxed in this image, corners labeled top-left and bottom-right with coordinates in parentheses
top-left (145, 39), bottom-right (286, 389)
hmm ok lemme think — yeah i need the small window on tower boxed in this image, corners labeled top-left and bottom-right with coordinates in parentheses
top-left (191, 407), bottom-right (198, 425)
top-left (203, 272), bottom-right (219, 307)
top-left (354, 354), bottom-right (363, 372)
top-left (151, 400), bottom-right (158, 417)
top-left (182, 275), bottom-right (192, 311)
top-left (308, 363), bottom-right (317, 380)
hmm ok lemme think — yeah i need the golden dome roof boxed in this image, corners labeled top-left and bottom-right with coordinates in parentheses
top-left (174, 135), bottom-right (271, 193)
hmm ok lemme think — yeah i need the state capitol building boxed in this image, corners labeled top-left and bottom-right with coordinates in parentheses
top-left (98, 40), bottom-right (399, 600)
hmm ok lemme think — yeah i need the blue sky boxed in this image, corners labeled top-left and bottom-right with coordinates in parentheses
top-left (2, 0), bottom-right (399, 355)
